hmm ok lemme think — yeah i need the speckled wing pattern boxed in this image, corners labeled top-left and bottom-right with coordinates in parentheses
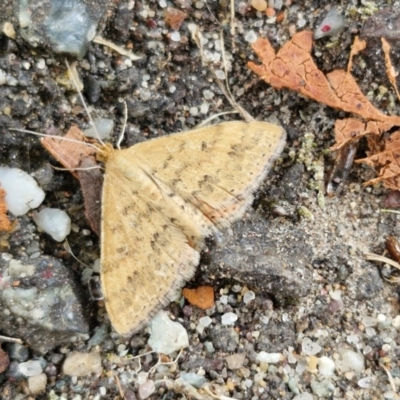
top-left (100, 121), bottom-right (286, 336)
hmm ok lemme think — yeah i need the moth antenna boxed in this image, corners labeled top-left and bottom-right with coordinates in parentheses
top-left (9, 128), bottom-right (99, 151)
top-left (64, 59), bottom-right (105, 146)
top-left (192, 27), bottom-right (254, 123)
top-left (230, 0), bottom-right (236, 49)
top-left (116, 101), bottom-right (128, 150)
top-left (218, 32), bottom-right (254, 122)
top-left (195, 111), bottom-right (238, 128)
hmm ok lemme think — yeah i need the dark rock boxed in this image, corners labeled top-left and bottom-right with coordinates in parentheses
top-left (4, 343), bottom-right (29, 362)
top-left (361, 8), bottom-right (400, 44)
top-left (18, 0), bottom-right (109, 58)
top-left (201, 213), bottom-right (312, 303)
top-left (208, 326), bottom-right (239, 353)
top-left (83, 75), bottom-right (101, 104)
top-left (0, 255), bottom-right (91, 354)
top-left (256, 320), bottom-right (296, 352)
top-left (354, 264), bottom-right (383, 300)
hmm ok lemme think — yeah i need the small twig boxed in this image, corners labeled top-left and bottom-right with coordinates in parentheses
top-left (114, 375), bottom-right (126, 399)
top-left (365, 253), bottom-right (400, 271)
top-left (0, 335), bottom-right (23, 344)
top-left (93, 36), bottom-right (142, 61)
top-left (381, 363), bottom-right (399, 398)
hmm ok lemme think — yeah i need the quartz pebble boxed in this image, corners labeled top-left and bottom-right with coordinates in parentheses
top-left (318, 356), bottom-right (335, 376)
top-left (33, 208), bottom-right (71, 242)
top-left (256, 351), bottom-right (281, 364)
top-left (0, 167), bottom-right (45, 216)
top-left (62, 352), bottom-right (102, 376)
top-left (336, 349), bottom-right (365, 373)
top-left (84, 118), bottom-right (114, 141)
top-left (251, 0), bottom-right (267, 11)
top-left (27, 373), bottom-right (47, 395)
top-left (301, 337), bottom-right (322, 356)
top-left (221, 312), bottom-right (238, 325)
top-left (243, 290), bottom-right (255, 304)
top-left (19, 360), bottom-right (43, 377)
top-left (148, 311), bottom-right (189, 354)
top-left (225, 353), bottom-right (246, 369)
top-left (197, 315), bottom-right (212, 334)
top-left (139, 380), bottom-right (156, 399)
top-left (180, 372), bottom-right (208, 388)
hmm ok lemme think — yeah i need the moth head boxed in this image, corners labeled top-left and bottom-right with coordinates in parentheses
top-left (96, 143), bottom-right (114, 163)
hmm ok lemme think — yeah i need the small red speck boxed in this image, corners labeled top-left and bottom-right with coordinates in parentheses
top-left (42, 269), bottom-right (54, 279)
top-left (321, 25), bottom-right (331, 33)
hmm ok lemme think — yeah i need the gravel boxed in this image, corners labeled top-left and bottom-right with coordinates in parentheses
top-left (2, 0), bottom-right (400, 398)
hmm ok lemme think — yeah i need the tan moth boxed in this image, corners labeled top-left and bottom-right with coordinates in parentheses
top-left (96, 120), bottom-right (286, 335)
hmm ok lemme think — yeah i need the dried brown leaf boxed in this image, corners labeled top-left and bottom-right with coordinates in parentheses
top-left (41, 125), bottom-right (96, 178)
top-left (41, 125), bottom-right (102, 235)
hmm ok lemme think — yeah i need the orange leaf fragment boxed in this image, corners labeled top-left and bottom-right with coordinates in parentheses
top-left (0, 186), bottom-right (12, 233)
top-left (165, 7), bottom-right (187, 30)
top-left (382, 38), bottom-right (400, 101)
top-left (248, 31), bottom-right (343, 110)
top-left (182, 286), bottom-right (214, 309)
top-left (347, 36), bottom-right (366, 73)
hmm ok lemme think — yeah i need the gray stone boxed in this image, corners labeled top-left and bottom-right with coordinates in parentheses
top-left (0, 255), bottom-right (90, 354)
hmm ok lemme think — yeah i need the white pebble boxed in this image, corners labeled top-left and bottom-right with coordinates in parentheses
top-left (33, 208), bottom-right (71, 242)
top-left (170, 31), bottom-right (181, 42)
top-left (256, 351), bottom-right (281, 364)
top-left (27, 373), bottom-right (47, 395)
top-left (158, 0), bottom-right (167, 7)
top-left (361, 315), bottom-right (376, 327)
top-left (243, 290), bottom-right (255, 304)
top-left (318, 356), bottom-right (335, 376)
top-left (301, 337), bottom-right (321, 356)
top-left (189, 107), bottom-right (198, 116)
top-left (36, 59), bottom-right (46, 70)
top-left (314, 7), bottom-right (345, 40)
top-left (336, 349), bottom-right (365, 373)
top-left (195, 1), bottom-right (204, 8)
top-left (358, 376), bottom-right (373, 388)
top-left (84, 118), bottom-right (114, 141)
top-left (139, 380), bottom-right (156, 399)
top-left (244, 30), bottom-right (257, 43)
top-left (62, 352), bottom-right (102, 376)
top-left (19, 360), bottom-right (43, 377)
top-left (148, 310), bottom-right (189, 354)
top-left (200, 103), bottom-right (209, 114)
top-left (215, 69), bottom-right (226, 80)
top-left (197, 316), bottom-right (212, 334)
top-left (221, 312), bottom-right (237, 325)
top-left (392, 315), bottom-right (400, 328)
top-left (203, 89), bottom-right (214, 100)
top-left (219, 295), bottom-right (228, 305)
top-left (0, 167), bottom-right (45, 216)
